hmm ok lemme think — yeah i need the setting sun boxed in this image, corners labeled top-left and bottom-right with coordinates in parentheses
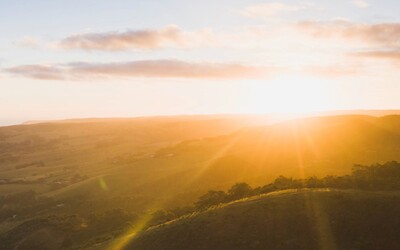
top-left (241, 75), bottom-right (334, 114)
top-left (2, 1), bottom-right (400, 249)
top-left (1, 1), bottom-right (400, 124)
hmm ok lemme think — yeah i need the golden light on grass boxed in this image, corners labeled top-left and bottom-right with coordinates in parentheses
top-left (110, 212), bottom-right (154, 250)
top-left (302, 190), bottom-right (337, 250)
top-left (98, 177), bottom-right (109, 191)
top-left (289, 120), bottom-right (337, 250)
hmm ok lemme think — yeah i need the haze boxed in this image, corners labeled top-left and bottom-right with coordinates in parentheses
top-left (1, 0), bottom-right (400, 125)
top-left (3, 1), bottom-right (400, 249)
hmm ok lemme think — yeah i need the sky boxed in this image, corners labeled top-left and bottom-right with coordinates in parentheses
top-left (1, 0), bottom-right (400, 125)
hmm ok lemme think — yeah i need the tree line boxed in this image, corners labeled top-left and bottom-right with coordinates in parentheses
top-left (150, 161), bottom-right (400, 225)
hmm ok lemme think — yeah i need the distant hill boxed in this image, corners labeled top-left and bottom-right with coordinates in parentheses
top-left (20, 114), bottom-right (274, 125)
top-left (0, 115), bottom-right (267, 195)
top-left (4, 114), bottom-right (400, 206)
top-left (314, 109), bottom-right (400, 117)
top-left (155, 115), bottom-right (400, 186)
top-left (19, 110), bottom-right (400, 126)
top-left (124, 189), bottom-right (400, 250)
top-left (3, 114), bottom-right (400, 204)
top-left (36, 114), bottom-right (400, 226)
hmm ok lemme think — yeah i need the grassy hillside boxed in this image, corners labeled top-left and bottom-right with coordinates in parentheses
top-left (0, 115), bottom-right (269, 249)
top-left (2, 114), bottom-right (400, 249)
top-left (3, 115), bottom-right (400, 216)
top-left (0, 115), bottom-right (265, 195)
top-left (155, 115), bottom-right (400, 185)
top-left (3, 114), bottom-right (400, 202)
top-left (124, 189), bottom-right (400, 250)
top-left (3, 160), bottom-right (400, 249)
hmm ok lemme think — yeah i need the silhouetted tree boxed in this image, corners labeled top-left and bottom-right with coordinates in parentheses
top-left (304, 176), bottom-right (323, 188)
top-left (150, 209), bottom-right (175, 225)
top-left (227, 183), bottom-right (252, 200)
top-left (195, 191), bottom-right (227, 209)
top-left (273, 176), bottom-right (300, 190)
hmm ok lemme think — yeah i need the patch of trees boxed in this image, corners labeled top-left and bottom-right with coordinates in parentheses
top-left (195, 183), bottom-right (252, 209)
top-left (196, 161), bottom-right (400, 210)
top-left (151, 161), bottom-right (400, 225)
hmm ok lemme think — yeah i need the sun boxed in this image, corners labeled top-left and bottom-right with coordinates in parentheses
top-left (242, 74), bottom-right (335, 115)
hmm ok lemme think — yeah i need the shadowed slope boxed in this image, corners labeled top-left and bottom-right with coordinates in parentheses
top-left (124, 189), bottom-right (400, 250)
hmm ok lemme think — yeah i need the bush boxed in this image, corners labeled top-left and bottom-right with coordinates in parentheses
top-left (195, 191), bottom-right (227, 209)
top-left (227, 183), bottom-right (252, 200)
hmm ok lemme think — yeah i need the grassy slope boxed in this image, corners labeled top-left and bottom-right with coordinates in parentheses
top-left (5, 115), bottom-right (400, 211)
top-left (125, 189), bottom-right (400, 250)
top-left (153, 115), bottom-right (400, 185)
top-left (3, 115), bottom-right (400, 199)
top-left (0, 115), bottom-right (263, 195)
top-left (2, 114), bottom-right (400, 249)
top-left (2, 115), bottom-right (400, 211)
top-left (0, 116), bottom-right (270, 248)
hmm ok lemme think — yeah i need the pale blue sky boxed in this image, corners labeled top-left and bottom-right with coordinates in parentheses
top-left (1, 0), bottom-right (400, 125)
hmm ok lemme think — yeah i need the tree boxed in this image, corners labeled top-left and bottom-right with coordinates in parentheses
top-left (273, 176), bottom-right (299, 190)
top-left (150, 209), bottom-right (175, 225)
top-left (195, 190), bottom-right (227, 209)
top-left (305, 176), bottom-right (323, 188)
top-left (227, 183), bottom-right (252, 200)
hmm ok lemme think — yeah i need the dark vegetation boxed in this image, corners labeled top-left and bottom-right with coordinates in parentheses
top-left (127, 189), bottom-right (400, 250)
top-left (147, 161), bottom-right (400, 226)
top-left (126, 161), bottom-right (400, 250)
top-left (3, 160), bottom-right (400, 249)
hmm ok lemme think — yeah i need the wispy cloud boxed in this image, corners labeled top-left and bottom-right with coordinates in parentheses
top-left (24, 19), bottom-right (400, 57)
top-left (13, 37), bottom-right (41, 49)
top-left (350, 0), bottom-right (370, 8)
top-left (296, 21), bottom-right (400, 48)
top-left (5, 65), bottom-right (65, 80)
top-left (4, 59), bottom-right (367, 81)
top-left (58, 25), bottom-right (214, 51)
top-left (4, 60), bottom-right (271, 80)
top-left (349, 50), bottom-right (400, 63)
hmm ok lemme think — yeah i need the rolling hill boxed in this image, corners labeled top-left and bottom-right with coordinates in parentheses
top-left (124, 189), bottom-right (400, 250)
top-left (0, 115), bottom-right (267, 195)
top-left (3, 114), bottom-right (400, 216)
top-left (154, 115), bottom-right (400, 185)
top-left (2, 113), bottom-right (400, 249)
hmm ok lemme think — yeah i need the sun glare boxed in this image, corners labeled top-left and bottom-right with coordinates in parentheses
top-left (243, 75), bottom-right (334, 115)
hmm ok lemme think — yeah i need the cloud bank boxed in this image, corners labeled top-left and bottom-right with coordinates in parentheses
top-left (296, 21), bottom-right (400, 48)
top-left (350, 50), bottom-right (400, 63)
top-left (58, 25), bottom-right (214, 51)
top-left (5, 60), bottom-right (269, 80)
